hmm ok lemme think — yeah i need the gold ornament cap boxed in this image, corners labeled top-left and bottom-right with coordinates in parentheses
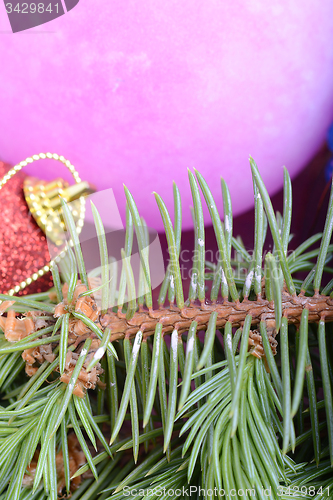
top-left (24, 176), bottom-right (95, 245)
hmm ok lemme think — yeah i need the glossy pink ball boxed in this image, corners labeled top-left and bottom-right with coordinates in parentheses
top-left (0, 2), bottom-right (333, 230)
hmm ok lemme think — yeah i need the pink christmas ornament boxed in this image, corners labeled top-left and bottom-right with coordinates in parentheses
top-left (0, 1), bottom-right (333, 229)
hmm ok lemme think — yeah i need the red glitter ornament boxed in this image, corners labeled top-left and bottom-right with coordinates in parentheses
top-left (0, 161), bottom-right (53, 295)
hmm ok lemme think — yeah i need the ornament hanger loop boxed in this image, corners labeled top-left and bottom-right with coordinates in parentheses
top-left (0, 152), bottom-right (82, 189)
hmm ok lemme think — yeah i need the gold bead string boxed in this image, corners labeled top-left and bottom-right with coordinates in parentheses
top-left (0, 153), bottom-right (85, 296)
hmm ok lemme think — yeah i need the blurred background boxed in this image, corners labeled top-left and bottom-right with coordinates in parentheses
top-left (0, 1), bottom-right (333, 229)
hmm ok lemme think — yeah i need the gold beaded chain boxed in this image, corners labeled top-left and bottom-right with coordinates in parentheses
top-left (0, 153), bottom-right (84, 296)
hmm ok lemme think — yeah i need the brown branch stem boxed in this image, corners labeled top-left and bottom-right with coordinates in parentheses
top-left (101, 291), bottom-right (333, 341)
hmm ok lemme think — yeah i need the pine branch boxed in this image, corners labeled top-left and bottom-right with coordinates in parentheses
top-left (0, 158), bottom-right (333, 499)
